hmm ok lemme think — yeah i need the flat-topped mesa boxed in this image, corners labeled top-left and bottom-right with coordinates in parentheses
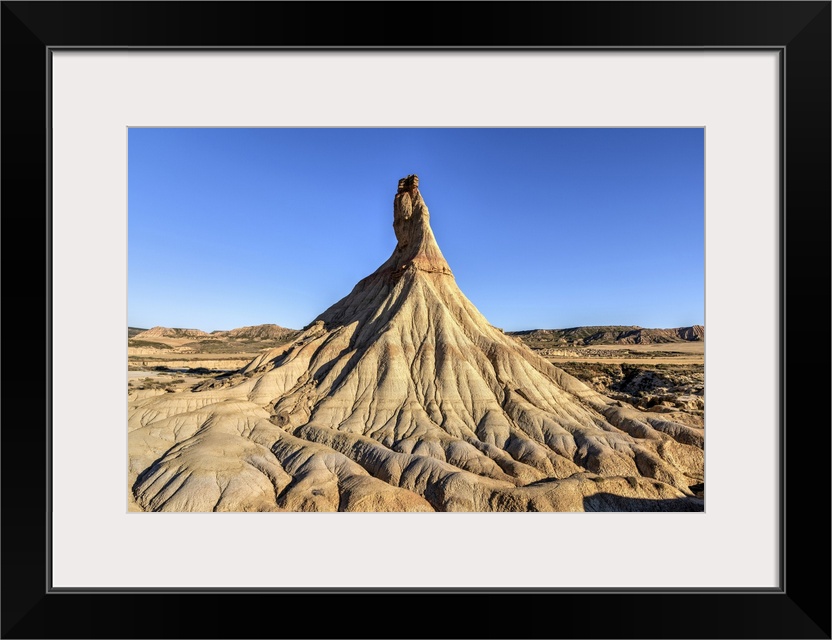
top-left (387, 174), bottom-right (453, 278)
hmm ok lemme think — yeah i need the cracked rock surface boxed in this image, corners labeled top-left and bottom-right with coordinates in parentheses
top-left (129, 175), bottom-right (704, 512)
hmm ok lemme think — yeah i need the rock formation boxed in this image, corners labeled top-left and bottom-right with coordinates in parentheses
top-left (133, 326), bottom-right (211, 340)
top-left (219, 324), bottom-right (295, 340)
top-left (128, 175), bottom-right (704, 512)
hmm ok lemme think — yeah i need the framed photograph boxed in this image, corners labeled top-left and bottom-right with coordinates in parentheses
top-left (2, 2), bottom-right (829, 638)
top-left (124, 125), bottom-right (707, 518)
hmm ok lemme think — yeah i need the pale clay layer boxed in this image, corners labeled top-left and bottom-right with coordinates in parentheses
top-left (128, 176), bottom-right (704, 512)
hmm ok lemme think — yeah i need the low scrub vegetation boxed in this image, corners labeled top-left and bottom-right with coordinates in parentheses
top-left (128, 339), bottom-right (172, 350)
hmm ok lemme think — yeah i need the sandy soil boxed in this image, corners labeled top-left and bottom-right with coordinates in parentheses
top-left (546, 355), bottom-right (703, 365)
top-left (583, 342), bottom-right (704, 354)
top-left (544, 342), bottom-right (703, 365)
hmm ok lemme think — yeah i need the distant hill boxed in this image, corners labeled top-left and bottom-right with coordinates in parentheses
top-left (133, 326), bottom-right (212, 340)
top-left (509, 325), bottom-right (704, 347)
top-left (132, 323), bottom-right (297, 342)
top-left (212, 324), bottom-right (295, 340)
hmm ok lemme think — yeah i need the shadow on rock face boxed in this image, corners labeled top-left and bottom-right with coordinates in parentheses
top-left (583, 493), bottom-right (704, 512)
top-left (129, 175), bottom-right (706, 513)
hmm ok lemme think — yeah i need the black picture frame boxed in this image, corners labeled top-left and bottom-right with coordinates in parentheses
top-left (2, 2), bottom-right (829, 638)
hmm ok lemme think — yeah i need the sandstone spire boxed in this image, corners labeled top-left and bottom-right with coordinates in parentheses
top-left (129, 176), bottom-right (704, 512)
top-left (385, 173), bottom-right (452, 277)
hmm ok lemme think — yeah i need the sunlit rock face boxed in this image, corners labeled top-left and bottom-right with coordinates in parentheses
top-left (129, 176), bottom-right (704, 512)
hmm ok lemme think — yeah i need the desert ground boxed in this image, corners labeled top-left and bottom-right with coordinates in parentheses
top-left (128, 176), bottom-right (703, 512)
top-left (130, 332), bottom-right (703, 418)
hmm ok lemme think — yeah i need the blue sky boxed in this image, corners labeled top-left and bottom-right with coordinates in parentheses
top-left (128, 128), bottom-right (704, 332)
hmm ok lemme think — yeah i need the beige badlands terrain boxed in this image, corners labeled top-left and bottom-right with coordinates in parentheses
top-left (128, 175), bottom-right (704, 512)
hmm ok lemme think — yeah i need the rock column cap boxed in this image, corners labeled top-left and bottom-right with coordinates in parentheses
top-left (397, 174), bottom-right (419, 193)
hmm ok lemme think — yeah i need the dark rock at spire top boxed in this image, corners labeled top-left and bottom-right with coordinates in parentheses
top-left (397, 174), bottom-right (419, 194)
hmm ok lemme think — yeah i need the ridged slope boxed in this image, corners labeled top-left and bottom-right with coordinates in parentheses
top-left (129, 175), bottom-right (703, 512)
top-left (133, 326), bottom-right (211, 339)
